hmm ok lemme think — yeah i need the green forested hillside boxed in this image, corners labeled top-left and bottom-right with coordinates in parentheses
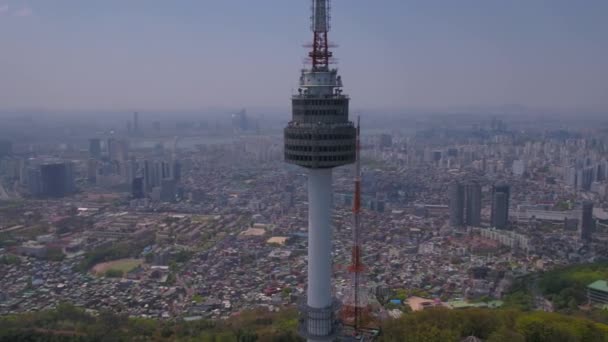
top-left (0, 303), bottom-right (299, 342)
top-left (380, 308), bottom-right (608, 341)
top-left (2, 302), bottom-right (608, 341)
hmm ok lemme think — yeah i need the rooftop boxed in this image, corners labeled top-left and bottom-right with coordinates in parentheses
top-left (588, 280), bottom-right (608, 292)
top-left (240, 228), bottom-right (266, 237)
top-left (267, 237), bottom-right (289, 245)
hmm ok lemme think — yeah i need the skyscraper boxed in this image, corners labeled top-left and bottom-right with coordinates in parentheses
top-left (580, 201), bottom-right (594, 241)
top-left (143, 160), bottom-right (152, 193)
top-left (284, 1), bottom-right (356, 339)
top-left (27, 167), bottom-right (42, 196)
top-left (87, 159), bottom-right (98, 183)
top-left (132, 177), bottom-right (145, 199)
top-left (40, 162), bottom-right (73, 198)
top-left (491, 184), bottom-right (510, 229)
top-left (107, 138), bottom-right (117, 161)
top-left (232, 109), bottom-right (249, 133)
top-left (64, 161), bottom-right (76, 193)
top-left (116, 140), bottom-right (129, 163)
top-left (0, 140), bottom-right (13, 159)
top-left (151, 160), bottom-right (162, 188)
top-left (597, 163), bottom-right (606, 182)
top-left (125, 159), bottom-right (138, 185)
top-left (465, 182), bottom-right (482, 226)
top-left (160, 178), bottom-right (177, 203)
top-left (578, 167), bottom-right (594, 191)
top-left (449, 182), bottom-right (465, 227)
top-left (450, 181), bottom-right (481, 228)
top-left (133, 112), bottom-right (139, 135)
top-left (379, 134), bottom-right (392, 148)
top-left (161, 161), bottom-right (171, 180)
top-left (172, 160), bottom-right (182, 182)
top-left (89, 139), bottom-right (102, 159)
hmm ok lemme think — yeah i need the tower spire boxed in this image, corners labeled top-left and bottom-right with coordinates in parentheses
top-left (309, 0), bottom-right (333, 70)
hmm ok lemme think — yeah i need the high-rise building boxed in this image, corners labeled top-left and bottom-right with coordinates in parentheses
top-left (596, 163), bottom-right (606, 182)
top-left (0, 140), bottom-right (13, 159)
top-left (89, 139), bottom-right (102, 159)
top-left (0, 157), bottom-right (21, 179)
top-left (124, 159), bottom-right (137, 185)
top-left (465, 182), bottom-right (482, 226)
top-left (143, 160), bottom-right (150, 191)
top-left (379, 134), bottom-right (392, 148)
top-left (447, 148), bottom-right (458, 158)
top-left (564, 165), bottom-right (577, 187)
top-left (580, 201), bottom-right (595, 241)
top-left (133, 112), bottom-right (139, 135)
top-left (27, 167), bottom-right (42, 196)
top-left (116, 140), bottom-right (129, 163)
top-left (512, 160), bottom-right (525, 176)
top-left (577, 167), bottom-right (594, 191)
top-left (153, 160), bottom-right (163, 186)
top-left (40, 162), bottom-right (73, 198)
top-left (232, 109), bottom-right (250, 133)
top-left (450, 181), bottom-right (481, 228)
top-left (140, 159), bottom-right (174, 191)
top-left (107, 138), bottom-right (117, 161)
top-left (64, 161), bottom-right (75, 193)
top-left (284, 1), bottom-right (356, 340)
top-left (172, 160), bottom-right (182, 182)
top-left (433, 150), bottom-right (442, 163)
top-left (449, 182), bottom-right (465, 227)
top-left (132, 177), bottom-right (145, 199)
top-left (491, 184), bottom-right (510, 229)
top-left (87, 159), bottom-right (98, 183)
top-left (160, 178), bottom-right (177, 202)
top-left (161, 161), bottom-right (171, 179)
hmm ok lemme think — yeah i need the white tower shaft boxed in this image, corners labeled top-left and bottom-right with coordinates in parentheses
top-left (307, 168), bottom-right (333, 309)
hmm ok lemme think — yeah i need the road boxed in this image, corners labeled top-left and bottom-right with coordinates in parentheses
top-left (530, 274), bottom-right (554, 312)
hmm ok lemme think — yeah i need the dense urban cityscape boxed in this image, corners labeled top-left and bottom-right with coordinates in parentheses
top-left (2, 108), bottom-right (608, 338)
top-left (1, 0), bottom-right (608, 341)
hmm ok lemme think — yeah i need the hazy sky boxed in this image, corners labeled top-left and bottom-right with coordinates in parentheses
top-left (0, 0), bottom-right (607, 112)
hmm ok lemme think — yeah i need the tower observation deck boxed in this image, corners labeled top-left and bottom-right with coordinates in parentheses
top-left (285, 0), bottom-right (356, 169)
top-left (284, 1), bottom-right (356, 341)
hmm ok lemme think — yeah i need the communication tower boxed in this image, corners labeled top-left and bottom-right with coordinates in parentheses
top-left (284, 0), bottom-right (357, 340)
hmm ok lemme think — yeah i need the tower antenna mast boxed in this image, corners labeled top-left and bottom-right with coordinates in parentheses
top-left (352, 116), bottom-right (363, 330)
top-left (309, 0), bottom-right (333, 70)
top-left (341, 116), bottom-right (370, 334)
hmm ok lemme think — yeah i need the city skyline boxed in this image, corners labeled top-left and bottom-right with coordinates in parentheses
top-left (0, 0), bottom-right (607, 112)
top-left (2, 1), bottom-right (608, 340)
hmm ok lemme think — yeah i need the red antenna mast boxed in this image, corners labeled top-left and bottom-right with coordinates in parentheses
top-left (352, 116), bottom-right (364, 329)
top-left (309, 0), bottom-right (333, 70)
top-left (341, 116), bottom-right (370, 332)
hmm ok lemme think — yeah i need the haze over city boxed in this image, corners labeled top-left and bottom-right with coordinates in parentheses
top-left (1, 0), bottom-right (607, 112)
top-left (1, 1), bottom-right (608, 341)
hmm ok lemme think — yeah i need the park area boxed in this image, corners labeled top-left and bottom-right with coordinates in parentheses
top-left (91, 258), bottom-right (143, 278)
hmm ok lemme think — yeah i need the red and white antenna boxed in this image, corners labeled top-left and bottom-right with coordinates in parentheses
top-left (308, 0), bottom-right (333, 70)
top-left (342, 116), bottom-right (370, 332)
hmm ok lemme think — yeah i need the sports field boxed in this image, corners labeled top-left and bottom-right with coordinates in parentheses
top-left (91, 258), bottom-right (143, 276)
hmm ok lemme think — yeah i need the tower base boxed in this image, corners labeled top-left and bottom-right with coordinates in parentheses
top-left (298, 299), bottom-right (341, 341)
